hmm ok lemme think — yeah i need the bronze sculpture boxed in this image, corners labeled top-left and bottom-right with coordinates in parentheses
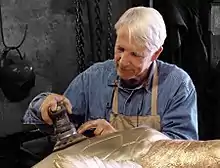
top-left (33, 126), bottom-right (220, 168)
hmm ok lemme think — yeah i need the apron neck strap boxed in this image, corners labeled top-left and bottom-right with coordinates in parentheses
top-left (112, 81), bottom-right (119, 114)
top-left (151, 62), bottom-right (158, 116)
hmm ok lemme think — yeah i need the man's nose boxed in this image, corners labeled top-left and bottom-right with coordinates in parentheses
top-left (119, 52), bottom-right (130, 65)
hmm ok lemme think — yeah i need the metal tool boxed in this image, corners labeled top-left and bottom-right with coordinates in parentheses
top-left (49, 103), bottom-right (87, 152)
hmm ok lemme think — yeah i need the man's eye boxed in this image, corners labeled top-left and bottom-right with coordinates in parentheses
top-left (117, 47), bottom-right (124, 52)
top-left (131, 52), bottom-right (139, 57)
top-left (131, 52), bottom-right (144, 58)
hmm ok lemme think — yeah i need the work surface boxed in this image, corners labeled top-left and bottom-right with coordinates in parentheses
top-left (33, 126), bottom-right (169, 168)
top-left (33, 126), bottom-right (220, 168)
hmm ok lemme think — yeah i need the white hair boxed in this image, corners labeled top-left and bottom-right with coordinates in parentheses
top-left (54, 154), bottom-right (142, 168)
top-left (115, 6), bottom-right (167, 54)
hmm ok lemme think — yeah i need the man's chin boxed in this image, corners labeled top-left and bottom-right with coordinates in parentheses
top-left (117, 72), bottom-right (133, 81)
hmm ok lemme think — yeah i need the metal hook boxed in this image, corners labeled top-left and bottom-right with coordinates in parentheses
top-left (0, 4), bottom-right (28, 60)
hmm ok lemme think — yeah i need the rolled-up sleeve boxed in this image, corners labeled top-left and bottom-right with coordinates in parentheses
top-left (161, 80), bottom-right (198, 140)
top-left (23, 92), bottom-right (50, 124)
top-left (23, 71), bottom-right (89, 128)
top-left (23, 92), bottom-right (54, 134)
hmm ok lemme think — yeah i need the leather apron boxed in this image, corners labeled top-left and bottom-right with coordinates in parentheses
top-left (109, 62), bottom-right (161, 131)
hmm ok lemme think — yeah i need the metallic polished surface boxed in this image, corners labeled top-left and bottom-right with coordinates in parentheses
top-left (141, 139), bottom-right (220, 168)
top-left (33, 126), bottom-right (220, 168)
top-left (33, 126), bottom-right (169, 168)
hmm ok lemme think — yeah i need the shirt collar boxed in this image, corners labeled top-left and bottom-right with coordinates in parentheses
top-left (107, 61), bottom-right (157, 92)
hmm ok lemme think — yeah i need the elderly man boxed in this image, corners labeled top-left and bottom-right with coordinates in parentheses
top-left (23, 6), bottom-right (198, 140)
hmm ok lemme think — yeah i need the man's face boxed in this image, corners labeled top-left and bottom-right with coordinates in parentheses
top-left (114, 27), bottom-right (155, 81)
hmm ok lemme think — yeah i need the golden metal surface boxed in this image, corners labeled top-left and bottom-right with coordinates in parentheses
top-left (33, 127), bottom-right (220, 168)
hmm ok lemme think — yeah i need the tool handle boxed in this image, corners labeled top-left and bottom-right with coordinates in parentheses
top-left (48, 104), bottom-right (66, 120)
top-left (48, 104), bottom-right (74, 134)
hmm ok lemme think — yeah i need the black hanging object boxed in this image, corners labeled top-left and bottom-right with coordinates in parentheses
top-left (74, 0), bottom-right (86, 74)
top-left (94, 0), bottom-right (102, 62)
top-left (107, 0), bottom-right (114, 59)
top-left (0, 5), bottom-right (35, 102)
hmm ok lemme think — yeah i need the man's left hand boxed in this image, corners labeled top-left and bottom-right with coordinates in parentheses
top-left (77, 119), bottom-right (117, 136)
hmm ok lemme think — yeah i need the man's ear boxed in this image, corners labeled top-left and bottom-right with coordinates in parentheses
top-left (151, 47), bottom-right (163, 61)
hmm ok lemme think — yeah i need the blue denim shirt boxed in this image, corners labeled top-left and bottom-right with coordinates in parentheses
top-left (23, 59), bottom-right (198, 140)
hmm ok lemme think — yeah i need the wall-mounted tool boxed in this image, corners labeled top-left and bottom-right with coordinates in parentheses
top-left (0, 4), bottom-right (35, 102)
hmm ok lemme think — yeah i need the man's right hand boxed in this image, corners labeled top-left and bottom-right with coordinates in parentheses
top-left (40, 93), bottom-right (72, 125)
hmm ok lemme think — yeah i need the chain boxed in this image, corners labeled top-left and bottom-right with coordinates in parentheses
top-left (74, 0), bottom-right (86, 73)
top-left (94, 0), bottom-right (102, 62)
top-left (107, 0), bottom-right (113, 59)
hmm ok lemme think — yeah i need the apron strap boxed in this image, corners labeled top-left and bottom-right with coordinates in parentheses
top-left (151, 62), bottom-right (158, 116)
top-left (112, 83), bottom-right (119, 115)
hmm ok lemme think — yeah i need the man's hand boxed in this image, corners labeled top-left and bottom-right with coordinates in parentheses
top-left (40, 93), bottom-right (72, 125)
top-left (77, 119), bottom-right (117, 136)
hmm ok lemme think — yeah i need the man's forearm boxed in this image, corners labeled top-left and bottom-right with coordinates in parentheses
top-left (23, 92), bottom-right (52, 133)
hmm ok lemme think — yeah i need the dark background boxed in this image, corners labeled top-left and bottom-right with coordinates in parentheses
top-left (0, 0), bottom-right (220, 141)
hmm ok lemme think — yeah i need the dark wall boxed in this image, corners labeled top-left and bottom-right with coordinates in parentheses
top-left (0, 0), bottom-right (132, 137)
top-left (0, 0), bottom-right (78, 136)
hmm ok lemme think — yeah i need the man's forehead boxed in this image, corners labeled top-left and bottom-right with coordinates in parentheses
top-left (116, 27), bottom-right (132, 41)
top-left (116, 34), bottom-right (146, 54)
